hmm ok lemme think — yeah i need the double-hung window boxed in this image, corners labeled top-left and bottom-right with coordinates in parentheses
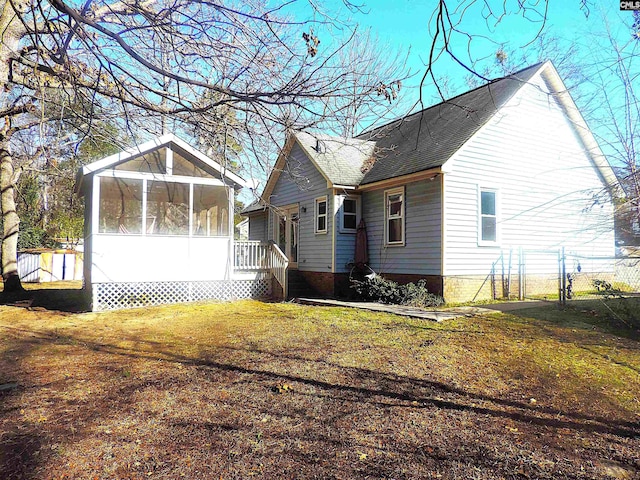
top-left (341, 196), bottom-right (360, 232)
top-left (479, 188), bottom-right (498, 245)
top-left (315, 196), bottom-right (327, 234)
top-left (385, 187), bottom-right (404, 245)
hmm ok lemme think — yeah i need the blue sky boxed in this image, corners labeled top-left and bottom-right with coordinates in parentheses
top-left (330, 1), bottom-right (634, 107)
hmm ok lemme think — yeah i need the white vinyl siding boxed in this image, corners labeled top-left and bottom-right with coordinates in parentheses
top-left (267, 143), bottom-right (333, 272)
top-left (442, 74), bottom-right (615, 276)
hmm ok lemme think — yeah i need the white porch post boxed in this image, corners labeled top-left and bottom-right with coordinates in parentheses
top-left (92, 175), bottom-right (100, 237)
top-left (227, 187), bottom-right (234, 281)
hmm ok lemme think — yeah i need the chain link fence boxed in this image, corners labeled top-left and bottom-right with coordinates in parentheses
top-left (486, 248), bottom-right (640, 303)
top-left (484, 248), bottom-right (639, 331)
top-left (562, 253), bottom-right (640, 332)
top-left (563, 254), bottom-right (640, 302)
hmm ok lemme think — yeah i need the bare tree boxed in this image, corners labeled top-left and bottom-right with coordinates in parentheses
top-left (583, 12), bottom-right (640, 245)
top-left (0, 0), bottom-right (407, 291)
top-left (416, 3), bottom-right (637, 245)
top-left (315, 30), bottom-right (407, 137)
top-left (417, 0), bottom-right (591, 105)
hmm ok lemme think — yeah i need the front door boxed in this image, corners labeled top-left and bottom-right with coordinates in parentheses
top-left (276, 206), bottom-right (299, 268)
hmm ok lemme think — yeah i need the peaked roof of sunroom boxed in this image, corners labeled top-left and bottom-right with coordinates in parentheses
top-left (75, 133), bottom-right (247, 193)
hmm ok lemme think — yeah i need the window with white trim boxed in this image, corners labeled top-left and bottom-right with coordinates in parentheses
top-left (341, 196), bottom-right (360, 232)
top-left (385, 187), bottom-right (404, 245)
top-left (479, 188), bottom-right (498, 244)
top-left (315, 196), bottom-right (327, 234)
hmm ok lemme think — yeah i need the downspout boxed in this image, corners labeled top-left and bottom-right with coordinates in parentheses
top-left (331, 193), bottom-right (337, 274)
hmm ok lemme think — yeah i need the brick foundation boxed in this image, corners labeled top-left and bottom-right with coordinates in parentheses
top-left (443, 275), bottom-right (494, 303)
top-left (296, 271), bottom-right (444, 299)
top-left (298, 271), bottom-right (335, 297)
top-left (379, 273), bottom-right (443, 297)
top-left (332, 273), bottom-right (353, 298)
top-left (441, 273), bottom-right (615, 303)
top-left (272, 277), bottom-right (285, 301)
top-left (291, 270), bottom-right (616, 304)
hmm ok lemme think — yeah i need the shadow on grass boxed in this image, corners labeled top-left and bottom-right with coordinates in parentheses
top-left (1, 311), bottom-right (639, 478)
top-left (0, 326), bottom-right (54, 479)
top-left (509, 299), bottom-right (640, 341)
top-left (0, 287), bottom-right (90, 313)
top-left (6, 325), bottom-right (637, 438)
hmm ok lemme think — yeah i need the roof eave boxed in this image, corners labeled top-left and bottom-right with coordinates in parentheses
top-left (357, 167), bottom-right (443, 192)
top-left (538, 62), bottom-right (619, 194)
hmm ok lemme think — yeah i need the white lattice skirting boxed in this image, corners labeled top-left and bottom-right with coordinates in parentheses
top-left (93, 279), bottom-right (272, 311)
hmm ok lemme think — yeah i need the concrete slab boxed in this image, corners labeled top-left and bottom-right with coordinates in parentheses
top-left (295, 298), bottom-right (496, 322)
top-left (478, 300), bottom-right (554, 312)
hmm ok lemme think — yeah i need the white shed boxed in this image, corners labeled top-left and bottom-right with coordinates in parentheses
top-left (76, 134), bottom-right (279, 310)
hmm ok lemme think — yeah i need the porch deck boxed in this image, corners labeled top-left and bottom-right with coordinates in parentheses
top-left (233, 240), bottom-right (288, 294)
top-left (91, 241), bottom-right (288, 311)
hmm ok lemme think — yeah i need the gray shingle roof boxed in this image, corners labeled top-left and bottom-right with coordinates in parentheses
top-left (241, 200), bottom-right (267, 214)
top-left (294, 131), bottom-right (376, 187)
top-left (356, 63), bottom-right (544, 185)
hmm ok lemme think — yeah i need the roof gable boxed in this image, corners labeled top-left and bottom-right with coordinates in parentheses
top-left (260, 132), bottom-right (376, 201)
top-left (294, 131), bottom-right (376, 187)
top-left (76, 134), bottom-right (247, 192)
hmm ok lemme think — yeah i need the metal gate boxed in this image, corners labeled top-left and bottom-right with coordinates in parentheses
top-left (487, 248), bottom-right (560, 301)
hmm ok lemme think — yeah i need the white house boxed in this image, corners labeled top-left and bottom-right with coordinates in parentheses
top-left (244, 61), bottom-right (619, 302)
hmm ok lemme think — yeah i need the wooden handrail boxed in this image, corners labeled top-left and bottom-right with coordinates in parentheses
top-left (233, 240), bottom-right (288, 299)
top-left (269, 242), bottom-right (289, 299)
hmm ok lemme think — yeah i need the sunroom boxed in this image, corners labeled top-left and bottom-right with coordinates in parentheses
top-left (76, 134), bottom-right (281, 311)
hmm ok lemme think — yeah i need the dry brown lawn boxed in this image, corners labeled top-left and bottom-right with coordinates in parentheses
top-left (0, 284), bottom-right (639, 479)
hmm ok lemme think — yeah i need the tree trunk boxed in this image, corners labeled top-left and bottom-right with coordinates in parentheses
top-left (0, 140), bottom-right (23, 292)
top-left (0, 1), bottom-right (27, 292)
